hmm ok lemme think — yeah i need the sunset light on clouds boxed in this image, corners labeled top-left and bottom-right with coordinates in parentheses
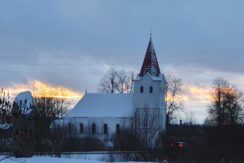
top-left (3, 80), bottom-right (82, 100)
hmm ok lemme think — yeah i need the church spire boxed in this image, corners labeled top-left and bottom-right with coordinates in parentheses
top-left (139, 36), bottom-right (161, 77)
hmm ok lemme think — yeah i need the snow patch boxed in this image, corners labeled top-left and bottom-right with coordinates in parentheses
top-left (0, 155), bottom-right (156, 163)
top-left (0, 156), bottom-right (101, 163)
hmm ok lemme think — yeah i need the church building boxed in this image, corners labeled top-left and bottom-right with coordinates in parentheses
top-left (57, 36), bottom-right (167, 142)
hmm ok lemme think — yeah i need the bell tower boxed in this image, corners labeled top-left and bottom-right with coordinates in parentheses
top-left (133, 36), bottom-right (167, 130)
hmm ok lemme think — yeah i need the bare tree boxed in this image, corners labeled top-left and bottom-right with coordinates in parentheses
top-left (165, 75), bottom-right (184, 126)
top-left (0, 89), bottom-right (12, 123)
top-left (124, 72), bottom-right (135, 94)
top-left (33, 97), bottom-right (67, 121)
top-left (32, 96), bottom-right (68, 153)
top-left (184, 110), bottom-right (196, 125)
top-left (117, 71), bottom-right (134, 93)
top-left (132, 108), bottom-right (162, 149)
top-left (98, 68), bottom-right (134, 94)
top-left (49, 123), bottom-right (65, 157)
top-left (116, 70), bottom-right (128, 93)
top-left (207, 78), bottom-right (243, 127)
top-left (98, 68), bottom-right (118, 93)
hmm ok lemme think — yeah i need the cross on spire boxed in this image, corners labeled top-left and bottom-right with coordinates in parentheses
top-left (150, 28), bottom-right (152, 39)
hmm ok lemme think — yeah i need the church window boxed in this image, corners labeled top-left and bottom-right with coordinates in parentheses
top-left (116, 124), bottom-right (120, 135)
top-left (140, 86), bottom-right (144, 93)
top-left (104, 124), bottom-right (108, 134)
top-left (150, 86), bottom-right (153, 93)
top-left (80, 123), bottom-right (84, 134)
top-left (91, 123), bottom-right (96, 134)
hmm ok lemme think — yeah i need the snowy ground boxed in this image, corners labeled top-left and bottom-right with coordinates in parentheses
top-left (0, 155), bottom-right (158, 163)
top-left (0, 156), bottom-right (101, 163)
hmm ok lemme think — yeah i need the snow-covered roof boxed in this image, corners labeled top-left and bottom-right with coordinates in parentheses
top-left (66, 93), bottom-right (134, 118)
top-left (14, 91), bottom-right (33, 115)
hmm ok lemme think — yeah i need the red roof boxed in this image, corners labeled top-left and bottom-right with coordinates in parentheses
top-left (139, 37), bottom-right (160, 77)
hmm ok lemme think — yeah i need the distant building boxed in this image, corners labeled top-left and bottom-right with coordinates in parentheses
top-left (55, 37), bottom-right (167, 144)
top-left (12, 91), bottom-right (34, 156)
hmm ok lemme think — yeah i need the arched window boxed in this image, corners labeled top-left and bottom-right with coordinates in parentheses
top-left (80, 123), bottom-right (84, 134)
top-left (91, 123), bottom-right (96, 134)
top-left (116, 124), bottom-right (120, 135)
top-left (104, 124), bottom-right (108, 134)
top-left (140, 86), bottom-right (144, 93)
top-left (150, 86), bottom-right (153, 93)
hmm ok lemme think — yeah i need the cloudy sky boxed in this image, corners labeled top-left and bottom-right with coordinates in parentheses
top-left (1, 0), bottom-right (244, 123)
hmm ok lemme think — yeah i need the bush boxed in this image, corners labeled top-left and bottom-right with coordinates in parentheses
top-left (62, 137), bottom-right (105, 152)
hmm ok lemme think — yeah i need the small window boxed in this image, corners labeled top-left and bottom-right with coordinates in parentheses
top-left (150, 86), bottom-right (153, 93)
top-left (80, 123), bottom-right (84, 134)
top-left (116, 124), bottom-right (120, 135)
top-left (104, 124), bottom-right (108, 134)
top-left (91, 123), bottom-right (96, 134)
top-left (140, 86), bottom-right (144, 93)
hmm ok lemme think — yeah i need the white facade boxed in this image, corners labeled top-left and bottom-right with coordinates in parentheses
top-left (55, 93), bottom-right (133, 138)
top-left (133, 73), bottom-right (167, 131)
top-left (56, 37), bottom-right (167, 141)
top-left (55, 117), bottom-right (131, 138)
top-left (133, 73), bottom-right (166, 109)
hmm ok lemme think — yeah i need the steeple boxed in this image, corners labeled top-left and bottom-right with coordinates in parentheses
top-left (139, 36), bottom-right (161, 77)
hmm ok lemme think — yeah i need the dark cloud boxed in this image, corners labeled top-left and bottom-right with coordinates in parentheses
top-left (0, 0), bottom-right (244, 91)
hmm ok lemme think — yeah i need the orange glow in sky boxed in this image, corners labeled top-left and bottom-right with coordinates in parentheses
top-left (2, 80), bottom-right (83, 99)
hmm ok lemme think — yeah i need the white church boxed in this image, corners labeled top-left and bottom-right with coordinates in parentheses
top-left (57, 37), bottom-right (167, 140)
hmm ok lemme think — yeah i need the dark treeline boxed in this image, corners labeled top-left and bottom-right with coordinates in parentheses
top-left (160, 124), bottom-right (244, 162)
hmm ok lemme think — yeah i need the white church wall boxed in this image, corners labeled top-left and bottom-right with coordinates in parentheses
top-left (133, 73), bottom-right (166, 109)
top-left (133, 73), bottom-right (167, 132)
top-left (159, 107), bottom-right (166, 131)
top-left (55, 117), bottom-right (132, 139)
